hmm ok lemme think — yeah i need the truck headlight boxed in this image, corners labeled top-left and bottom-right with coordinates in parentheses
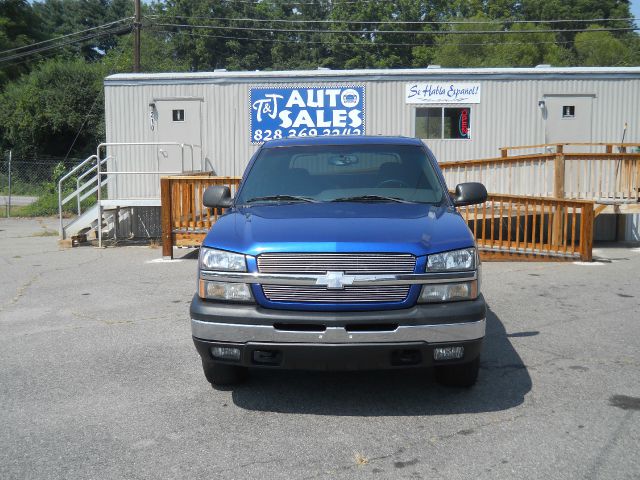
top-left (427, 248), bottom-right (476, 271)
top-left (199, 280), bottom-right (253, 302)
top-left (418, 281), bottom-right (477, 303)
top-left (199, 247), bottom-right (247, 272)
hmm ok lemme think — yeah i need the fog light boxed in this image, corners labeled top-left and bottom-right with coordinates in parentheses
top-left (211, 346), bottom-right (241, 361)
top-left (434, 346), bottom-right (464, 361)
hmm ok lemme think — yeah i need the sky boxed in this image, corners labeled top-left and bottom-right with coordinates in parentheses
top-left (632, 0), bottom-right (640, 25)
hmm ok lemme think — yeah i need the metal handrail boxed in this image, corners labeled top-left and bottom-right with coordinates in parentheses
top-left (60, 158), bottom-right (109, 207)
top-left (58, 142), bottom-right (206, 242)
top-left (94, 142), bottom-right (205, 248)
top-left (58, 155), bottom-right (97, 238)
top-left (58, 155), bottom-right (114, 239)
top-left (74, 158), bottom-right (108, 214)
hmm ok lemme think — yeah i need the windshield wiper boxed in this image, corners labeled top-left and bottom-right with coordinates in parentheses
top-left (245, 195), bottom-right (319, 204)
top-left (330, 195), bottom-right (412, 204)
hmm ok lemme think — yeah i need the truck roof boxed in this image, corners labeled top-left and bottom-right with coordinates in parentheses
top-left (261, 135), bottom-right (424, 148)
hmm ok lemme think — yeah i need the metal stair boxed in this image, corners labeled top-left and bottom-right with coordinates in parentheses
top-left (58, 142), bottom-right (205, 245)
top-left (61, 204), bottom-right (101, 239)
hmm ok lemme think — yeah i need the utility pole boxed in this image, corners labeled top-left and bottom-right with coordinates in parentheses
top-left (133, 0), bottom-right (141, 72)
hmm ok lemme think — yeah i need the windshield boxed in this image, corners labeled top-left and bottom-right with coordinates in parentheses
top-left (236, 144), bottom-right (445, 205)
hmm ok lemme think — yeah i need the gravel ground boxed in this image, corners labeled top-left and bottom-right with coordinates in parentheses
top-left (0, 217), bottom-right (639, 480)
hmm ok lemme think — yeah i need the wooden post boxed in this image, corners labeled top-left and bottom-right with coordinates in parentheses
top-left (579, 202), bottom-right (594, 262)
top-left (500, 148), bottom-right (508, 158)
top-left (160, 177), bottom-right (173, 259)
top-left (552, 146), bottom-right (565, 246)
top-left (585, 202), bottom-right (594, 262)
top-left (606, 144), bottom-right (613, 154)
top-left (553, 145), bottom-right (565, 199)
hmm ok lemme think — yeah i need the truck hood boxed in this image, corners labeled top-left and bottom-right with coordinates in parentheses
top-left (202, 202), bottom-right (475, 257)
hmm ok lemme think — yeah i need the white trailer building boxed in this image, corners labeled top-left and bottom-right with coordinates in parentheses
top-left (62, 66), bottom-right (640, 242)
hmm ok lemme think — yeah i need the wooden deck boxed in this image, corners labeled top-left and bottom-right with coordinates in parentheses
top-left (456, 194), bottom-right (594, 262)
top-left (159, 143), bottom-right (639, 261)
top-left (160, 175), bottom-right (241, 258)
top-left (160, 178), bottom-right (595, 261)
top-left (440, 143), bottom-right (640, 204)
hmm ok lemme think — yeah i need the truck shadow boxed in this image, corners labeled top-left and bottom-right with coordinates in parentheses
top-left (229, 306), bottom-right (532, 416)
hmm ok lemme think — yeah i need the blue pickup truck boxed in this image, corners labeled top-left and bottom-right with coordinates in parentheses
top-left (190, 136), bottom-right (487, 387)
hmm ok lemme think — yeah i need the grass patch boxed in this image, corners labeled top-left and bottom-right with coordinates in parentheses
top-left (4, 205), bottom-right (27, 217)
top-left (20, 191), bottom-right (61, 216)
top-left (5, 191), bottom-right (98, 217)
top-left (2, 163), bottom-right (100, 217)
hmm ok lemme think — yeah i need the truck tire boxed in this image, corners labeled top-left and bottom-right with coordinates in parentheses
top-left (202, 360), bottom-right (248, 386)
top-left (434, 357), bottom-right (480, 388)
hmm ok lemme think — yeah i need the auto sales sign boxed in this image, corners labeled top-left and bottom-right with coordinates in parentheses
top-left (250, 86), bottom-right (365, 144)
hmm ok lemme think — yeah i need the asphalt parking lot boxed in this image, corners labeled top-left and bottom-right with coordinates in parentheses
top-left (1, 217), bottom-right (639, 480)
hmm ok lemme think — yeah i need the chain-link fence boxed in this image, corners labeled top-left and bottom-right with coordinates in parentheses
top-left (0, 153), bottom-right (85, 217)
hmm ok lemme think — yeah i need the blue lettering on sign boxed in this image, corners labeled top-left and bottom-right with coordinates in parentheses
top-left (250, 86), bottom-right (365, 144)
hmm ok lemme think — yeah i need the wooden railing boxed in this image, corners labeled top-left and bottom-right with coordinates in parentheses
top-left (441, 144), bottom-right (640, 202)
top-left (501, 142), bottom-right (640, 156)
top-left (160, 175), bottom-right (594, 262)
top-left (160, 175), bottom-right (241, 258)
top-left (459, 194), bottom-right (594, 261)
top-left (159, 154), bottom-right (600, 262)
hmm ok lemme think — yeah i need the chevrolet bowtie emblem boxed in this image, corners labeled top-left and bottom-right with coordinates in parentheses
top-left (316, 271), bottom-right (355, 290)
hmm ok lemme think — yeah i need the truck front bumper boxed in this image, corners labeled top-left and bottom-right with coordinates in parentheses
top-left (191, 294), bottom-right (486, 370)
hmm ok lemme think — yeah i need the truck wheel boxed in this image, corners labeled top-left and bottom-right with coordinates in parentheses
top-left (202, 360), bottom-right (248, 386)
top-left (434, 357), bottom-right (480, 388)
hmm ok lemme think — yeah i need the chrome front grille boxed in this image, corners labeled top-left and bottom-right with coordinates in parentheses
top-left (257, 253), bottom-right (416, 274)
top-left (257, 253), bottom-right (416, 303)
top-left (261, 285), bottom-right (410, 303)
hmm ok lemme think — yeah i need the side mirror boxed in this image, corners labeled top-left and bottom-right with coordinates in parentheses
top-left (452, 182), bottom-right (487, 206)
top-left (203, 185), bottom-right (232, 208)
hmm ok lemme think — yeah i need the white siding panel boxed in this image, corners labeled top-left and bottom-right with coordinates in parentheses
top-left (105, 72), bottom-right (640, 198)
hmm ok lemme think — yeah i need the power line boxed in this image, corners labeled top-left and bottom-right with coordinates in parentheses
top-left (152, 22), bottom-right (638, 35)
top-left (148, 14), bottom-right (637, 26)
top-left (154, 28), bottom-right (603, 48)
top-left (0, 25), bottom-right (131, 64)
top-left (0, 47), bottom-right (70, 70)
top-left (0, 18), bottom-right (133, 57)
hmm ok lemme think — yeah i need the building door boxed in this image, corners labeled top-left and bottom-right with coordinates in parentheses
top-left (154, 99), bottom-right (203, 172)
top-left (543, 94), bottom-right (594, 146)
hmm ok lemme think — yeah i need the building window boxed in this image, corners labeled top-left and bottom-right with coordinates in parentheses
top-left (172, 109), bottom-right (185, 122)
top-left (562, 105), bottom-right (575, 118)
top-left (416, 107), bottom-right (471, 139)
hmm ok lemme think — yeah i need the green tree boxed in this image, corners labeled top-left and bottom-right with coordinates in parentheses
top-left (0, 0), bottom-right (46, 85)
top-left (0, 58), bottom-right (105, 159)
top-left (32, 0), bottom-right (133, 60)
top-left (574, 25), bottom-right (634, 65)
top-left (520, 0), bottom-right (634, 45)
top-left (431, 18), bottom-right (572, 67)
top-left (325, 0), bottom-right (437, 69)
top-left (101, 30), bottom-right (189, 73)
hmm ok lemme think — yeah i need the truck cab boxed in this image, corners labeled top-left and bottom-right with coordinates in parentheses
top-left (190, 136), bottom-right (487, 387)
